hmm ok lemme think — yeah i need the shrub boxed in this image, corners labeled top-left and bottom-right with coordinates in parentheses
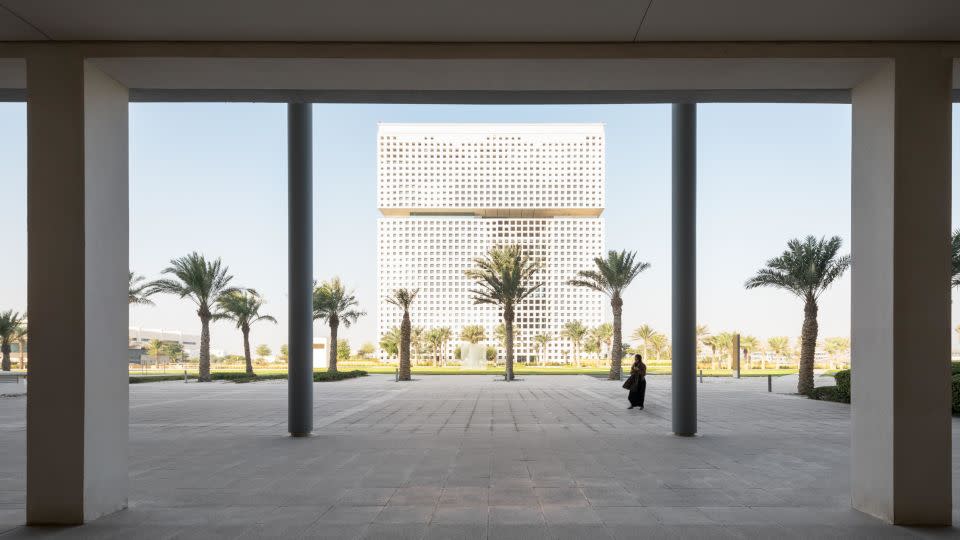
top-left (952, 362), bottom-right (960, 376)
top-left (833, 369), bottom-right (851, 403)
top-left (313, 369), bottom-right (367, 382)
top-left (210, 372), bottom-right (287, 383)
top-left (808, 385), bottom-right (842, 402)
top-left (952, 374), bottom-right (960, 415)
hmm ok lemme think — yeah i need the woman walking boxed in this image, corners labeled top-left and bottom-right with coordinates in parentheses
top-left (623, 354), bottom-right (647, 409)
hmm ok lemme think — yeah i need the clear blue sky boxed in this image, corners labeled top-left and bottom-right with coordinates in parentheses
top-left (1, 103), bottom-right (958, 355)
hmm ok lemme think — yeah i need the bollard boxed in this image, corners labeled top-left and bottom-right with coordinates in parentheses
top-left (184, 370), bottom-right (188, 384)
top-left (699, 369), bottom-right (703, 383)
top-left (767, 374), bottom-right (772, 393)
top-left (395, 368), bottom-right (399, 382)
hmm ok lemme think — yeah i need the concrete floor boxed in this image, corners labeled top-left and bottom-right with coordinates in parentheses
top-left (0, 374), bottom-right (957, 539)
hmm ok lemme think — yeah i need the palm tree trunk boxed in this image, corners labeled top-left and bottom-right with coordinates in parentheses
top-left (798, 297), bottom-right (819, 395)
top-left (610, 296), bottom-right (623, 379)
top-left (504, 306), bottom-right (515, 381)
top-left (399, 311), bottom-right (411, 381)
top-left (199, 315), bottom-right (211, 381)
top-left (328, 319), bottom-right (339, 373)
top-left (18, 341), bottom-right (25, 369)
top-left (1, 345), bottom-right (10, 372)
top-left (242, 326), bottom-right (254, 376)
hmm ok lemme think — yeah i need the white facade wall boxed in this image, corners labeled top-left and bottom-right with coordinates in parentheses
top-left (377, 123), bottom-right (606, 364)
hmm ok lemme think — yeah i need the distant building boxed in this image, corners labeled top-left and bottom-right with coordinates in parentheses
top-left (128, 327), bottom-right (201, 359)
top-left (376, 123), bottom-right (606, 363)
top-left (312, 337), bottom-right (329, 369)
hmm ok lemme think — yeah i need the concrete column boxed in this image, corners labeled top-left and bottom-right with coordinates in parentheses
top-left (26, 54), bottom-right (129, 524)
top-left (287, 103), bottom-right (313, 437)
top-left (671, 103), bottom-right (697, 437)
top-left (850, 55), bottom-right (953, 525)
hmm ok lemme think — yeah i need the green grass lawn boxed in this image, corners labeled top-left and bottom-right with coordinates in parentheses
top-left (129, 365), bottom-right (800, 382)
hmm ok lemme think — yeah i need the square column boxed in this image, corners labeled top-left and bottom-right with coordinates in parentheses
top-left (26, 54), bottom-right (129, 524)
top-left (850, 54), bottom-right (953, 525)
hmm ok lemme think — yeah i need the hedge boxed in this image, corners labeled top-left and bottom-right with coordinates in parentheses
top-left (314, 370), bottom-right (367, 382)
top-left (129, 374), bottom-right (193, 384)
top-left (952, 374), bottom-right (960, 415)
top-left (807, 369), bottom-right (850, 404)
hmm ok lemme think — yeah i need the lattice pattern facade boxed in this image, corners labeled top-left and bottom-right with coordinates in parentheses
top-left (377, 124), bottom-right (606, 364)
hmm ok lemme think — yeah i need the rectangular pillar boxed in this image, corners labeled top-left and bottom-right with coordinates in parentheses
top-left (671, 103), bottom-right (697, 436)
top-left (287, 103), bottom-right (313, 436)
top-left (26, 54), bottom-right (129, 523)
top-left (850, 54), bottom-right (953, 525)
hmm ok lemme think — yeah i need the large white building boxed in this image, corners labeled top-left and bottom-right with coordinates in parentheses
top-left (377, 123), bottom-right (606, 364)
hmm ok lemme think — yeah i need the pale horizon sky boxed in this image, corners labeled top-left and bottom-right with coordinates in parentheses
top-left (1, 103), bottom-right (958, 356)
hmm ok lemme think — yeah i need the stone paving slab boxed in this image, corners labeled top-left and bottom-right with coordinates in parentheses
top-left (0, 374), bottom-right (957, 538)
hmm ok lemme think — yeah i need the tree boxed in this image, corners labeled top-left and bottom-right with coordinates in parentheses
top-left (561, 321), bottom-right (588, 367)
top-left (337, 339), bottom-right (350, 362)
top-left (128, 271), bottom-right (157, 306)
top-left (533, 333), bottom-right (552, 365)
top-left (745, 235), bottom-right (850, 395)
top-left (739, 335), bottom-right (760, 369)
top-left (649, 333), bottom-right (669, 363)
top-left (592, 323), bottom-right (614, 359)
top-left (569, 250), bottom-right (651, 380)
top-left (695, 324), bottom-right (710, 361)
top-left (823, 337), bottom-right (850, 369)
top-left (767, 336), bottom-right (790, 368)
top-left (0, 311), bottom-right (27, 372)
top-left (149, 253), bottom-right (238, 381)
top-left (255, 344), bottom-right (271, 361)
top-left (630, 324), bottom-right (657, 360)
top-left (460, 325), bottom-right (487, 344)
top-left (313, 277), bottom-right (365, 373)
top-left (436, 326), bottom-right (453, 367)
top-left (358, 342), bottom-right (376, 359)
top-left (494, 323), bottom-right (506, 349)
top-left (713, 332), bottom-right (736, 369)
top-left (424, 328), bottom-right (445, 366)
top-left (214, 289), bottom-right (277, 376)
top-left (380, 326), bottom-right (401, 360)
top-left (385, 289), bottom-right (418, 381)
top-left (465, 244), bottom-right (543, 381)
top-left (164, 341), bottom-right (184, 365)
top-left (147, 338), bottom-right (165, 368)
top-left (279, 344), bottom-right (289, 364)
top-left (411, 326), bottom-right (426, 365)
top-left (12, 321), bottom-right (27, 369)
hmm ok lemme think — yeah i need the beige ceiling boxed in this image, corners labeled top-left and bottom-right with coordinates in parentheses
top-left (1, 0), bottom-right (959, 42)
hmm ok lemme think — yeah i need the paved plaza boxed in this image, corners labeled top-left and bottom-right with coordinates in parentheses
top-left (0, 374), bottom-right (957, 539)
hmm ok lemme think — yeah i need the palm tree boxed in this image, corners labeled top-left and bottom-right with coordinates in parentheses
top-left (460, 325), bottom-right (487, 344)
top-left (147, 338), bottom-right (165, 369)
top-left (313, 277), bottom-right (365, 374)
top-left (533, 333), bottom-right (552, 365)
top-left (0, 311), bottom-right (26, 371)
top-left (630, 324), bottom-right (657, 360)
top-left (768, 336), bottom-right (790, 368)
top-left (465, 244), bottom-right (543, 381)
top-left (695, 324), bottom-right (710, 363)
top-left (386, 288), bottom-right (418, 381)
top-left (411, 326), bottom-right (426, 366)
top-left (649, 332), bottom-right (669, 363)
top-left (745, 235), bottom-right (850, 395)
top-left (424, 328), bottom-right (445, 366)
top-left (714, 332), bottom-right (736, 369)
top-left (214, 289), bottom-right (277, 376)
top-left (12, 321), bottom-right (27, 369)
top-left (592, 323), bottom-right (614, 360)
top-left (128, 271), bottom-right (157, 306)
top-left (149, 253), bottom-right (238, 381)
top-left (823, 337), bottom-right (851, 369)
top-left (569, 250), bottom-right (650, 380)
top-left (436, 326), bottom-right (453, 367)
top-left (380, 326), bottom-right (401, 360)
top-left (561, 321), bottom-right (588, 367)
top-left (739, 335), bottom-right (760, 369)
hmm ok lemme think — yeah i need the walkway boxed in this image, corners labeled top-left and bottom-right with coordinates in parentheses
top-left (0, 374), bottom-right (956, 538)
